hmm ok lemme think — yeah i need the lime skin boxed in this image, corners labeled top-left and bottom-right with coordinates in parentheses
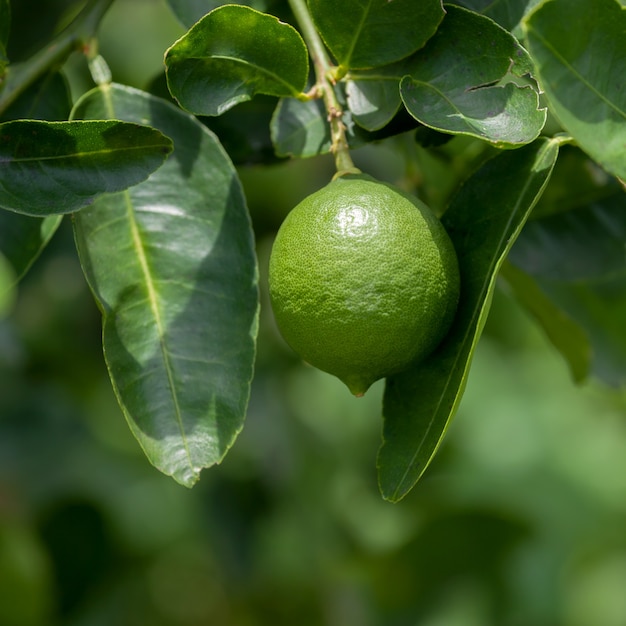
top-left (268, 173), bottom-right (460, 396)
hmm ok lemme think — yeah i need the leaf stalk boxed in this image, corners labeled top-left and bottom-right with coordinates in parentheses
top-left (288, 0), bottom-right (358, 176)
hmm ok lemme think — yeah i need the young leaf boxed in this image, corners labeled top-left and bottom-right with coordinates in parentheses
top-left (378, 137), bottom-right (559, 502)
top-left (71, 84), bottom-right (259, 487)
top-left (164, 4), bottom-right (308, 116)
top-left (499, 261), bottom-right (591, 383)
top-left (523, 0), bottom-right (626, 180)
top-left (0, 251), bottom-right (16, 318)
top-left (400, 5), bottom-right (546, 146)
top-left (0, 120), bottom-right (173, 216)
top-left (308, 0), bottom-right (444, 70)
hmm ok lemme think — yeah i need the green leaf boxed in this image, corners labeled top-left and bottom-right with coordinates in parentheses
top-left (271, 96), bottom-right (331, 158)
top-left (400, 5), bottom-right (546, 146)
top-left (309, 0), bottom-right (444, 70)
top-left (0, 71), bottom-right (68, 293)
top-left (452, 0), bottom-right (542, 33)
top-left (0, 213), bottom-right (61, 288)
top-left (509, 190), bottom-right (626, 282)
top-left (164, 4), bottom-right (308, 116)
top-left (535, 278), bottom-right (626, 387)
top-left (523, 0), bottom-right (626, 180)
top-left (378, 137), bottom-right (559, 502)
top-left (0, 251), bottom-right (16, 318)
top-left (0, 120), bottom-right (173, 216)
top-left (71, 84), bottom-right (259, 487)
top-left (500, 261), bottom-right (591, 383)
top-left (345, 68), bottom-right (402, 131)
top-left (0, 71), bottom-right (72, 122)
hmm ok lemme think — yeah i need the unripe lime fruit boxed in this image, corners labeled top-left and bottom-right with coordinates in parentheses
top-left (268, 173), bottom-right (460, 396)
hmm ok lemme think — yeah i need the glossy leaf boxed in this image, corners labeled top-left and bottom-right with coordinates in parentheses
top-left (523, 0), bottom-right (626, 180)
top-left (400, 5), bottom-right (546, 146)
top-left (309, 0), bottom-right (444, 70)
top-left (378, 137), bottom-right (559, 502)
top-left (0, 120), bottom-right (173, 216)
top-left (71, 84), bottom-right (259, 487)
top-left (345, 68), bottom-right (402, 131)
top-left (165, 4), bottom-right (308, 116)
top-left (500, 261), bottom-right (591, 383)
top-left (0, 71), bottom-right (68, 293)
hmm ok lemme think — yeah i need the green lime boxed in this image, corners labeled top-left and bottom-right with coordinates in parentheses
top-left (268, 173), bottom-right (460, 396)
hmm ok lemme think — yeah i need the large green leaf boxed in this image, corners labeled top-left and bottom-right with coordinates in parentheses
top-left (309, 0), bottom-right (444, 70)
top-left (71, 84), bottom-right (259, 487)
top-left (0, 120), bottom-right (173, 216)
top-left (400, 5), bottom-right (546, 146)
top-left (378, 137), bottom-right (559, 502)
top-left (523, 0), bottom-right (626, 180)
top-left (164, 4), bottom-right (308, 116)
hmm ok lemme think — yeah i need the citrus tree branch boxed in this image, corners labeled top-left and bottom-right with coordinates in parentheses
top-left (288, 0), bottom-right (358, 175)
top-left (0, 0), bottom-right (115, 114)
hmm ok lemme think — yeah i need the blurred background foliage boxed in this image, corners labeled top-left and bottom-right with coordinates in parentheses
top-left (1, 1), bottom-right (626, 625)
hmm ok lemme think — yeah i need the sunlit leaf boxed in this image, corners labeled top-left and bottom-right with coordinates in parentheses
top-left (378, 137), bottom-right (559, 502)
top-left (71, 84), bottom-right (259, 487)
top-left (523, 0), bottom-right (626, 179)
top-left (0, 120), bottom-right (173, 216)
top-left (166, 0), bottom-right (272, 27)
top-left (165, 4), bottom-right (308, 116)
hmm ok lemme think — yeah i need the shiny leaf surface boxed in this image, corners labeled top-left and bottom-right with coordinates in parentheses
top-left (0, 120), bottom-right (173, 216)
top-left (71, 84), bottom-right (259, 486)
top-left (401, 5), bottom-right (546, 145)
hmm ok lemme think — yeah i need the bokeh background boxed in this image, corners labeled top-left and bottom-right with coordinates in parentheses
top-left (1, 1), bottom-right (626, 625)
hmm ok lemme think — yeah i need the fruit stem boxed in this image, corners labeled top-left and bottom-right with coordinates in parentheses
top-left (288, 0), bottom-right (358, 176)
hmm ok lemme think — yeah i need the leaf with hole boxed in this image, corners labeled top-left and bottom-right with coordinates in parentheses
top-left (400, 5), bottom-right (546, 146)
